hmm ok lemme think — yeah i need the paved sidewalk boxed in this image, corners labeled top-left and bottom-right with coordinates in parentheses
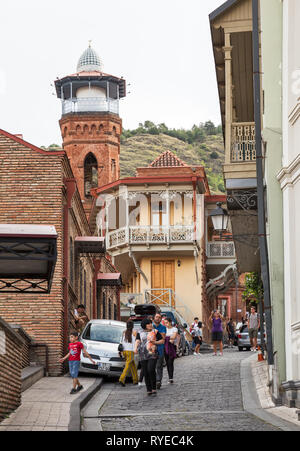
top-left (251, 356), bottom-right (300, 427)
top-left (0, 375), bottom-right (96, 431)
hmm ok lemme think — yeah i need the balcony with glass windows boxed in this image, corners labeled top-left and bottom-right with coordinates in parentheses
top-left (62, 97), bottom-right (119, 115)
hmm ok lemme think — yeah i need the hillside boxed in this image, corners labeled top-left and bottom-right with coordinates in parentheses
top-left (120, 133), bottom-right (225, 194)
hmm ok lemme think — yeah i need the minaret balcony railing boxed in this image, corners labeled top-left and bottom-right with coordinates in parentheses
top-left (62, 97), bottom-right (119, 115)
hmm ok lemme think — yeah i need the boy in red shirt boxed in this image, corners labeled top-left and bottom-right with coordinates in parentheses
top-left (59, 331), bottom-right (96, 394)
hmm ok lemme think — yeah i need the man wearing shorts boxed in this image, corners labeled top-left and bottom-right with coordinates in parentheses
top-left (248, 307), bottom-right (260, 352)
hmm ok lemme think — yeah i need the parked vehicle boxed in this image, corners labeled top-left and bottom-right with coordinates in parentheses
top-left (79, 319), bottom-right (138, 377)
top-left (130, 304), bottom-right (160, 330)
top-left (237, 325), bottom-right (263, 351)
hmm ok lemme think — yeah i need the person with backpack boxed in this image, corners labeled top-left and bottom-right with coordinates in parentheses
top-left (119, 320), bottom-right (138, 387)
top-left (134, 318), bottom-right (165, 396)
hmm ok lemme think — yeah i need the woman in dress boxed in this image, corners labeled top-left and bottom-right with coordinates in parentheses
top-left (119, 320), bottom-right (138, 387)
top-left (164, 317), bottom-right (178, 384)
top-left (134, 318), bottom-right (164, 396)
top-left (209, 310), bottom-right (225, 356)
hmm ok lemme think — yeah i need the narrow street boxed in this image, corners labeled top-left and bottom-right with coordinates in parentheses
top-left (82, 350), bottom-right (284, 432)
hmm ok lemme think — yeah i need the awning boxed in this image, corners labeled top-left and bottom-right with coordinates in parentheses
top-left (75, 237), bottom-right (105, 254)
top-left (97, 273), bottom-right (122, 287)
top-left (0, 224), bottom-right (57, 294)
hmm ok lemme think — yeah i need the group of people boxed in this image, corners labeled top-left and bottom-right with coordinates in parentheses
top-left (189, 306), bottom-right (261, 357)
top-left (118, 313), bottom-right (178, 396)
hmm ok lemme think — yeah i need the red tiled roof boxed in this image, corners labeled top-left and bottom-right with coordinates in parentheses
top-left (149, 151), bottom-right (188, 168)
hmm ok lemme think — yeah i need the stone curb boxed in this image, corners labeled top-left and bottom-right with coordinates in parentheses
top-left (68, 378), bottom-right (103, 432)
top-left (241, 355), bottom-right (300, 431)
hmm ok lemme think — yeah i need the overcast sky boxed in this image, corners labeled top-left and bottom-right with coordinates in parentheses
top-left (0, 0), bottom-right (225, 147)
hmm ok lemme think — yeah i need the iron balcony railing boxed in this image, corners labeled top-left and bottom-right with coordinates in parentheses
top-left (62, 97), bottom-right (119, 115)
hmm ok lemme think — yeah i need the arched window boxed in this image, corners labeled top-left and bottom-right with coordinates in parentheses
top-left (112, 126), bottom-right (117, 136)
top-left (84, 153), bottom-right (98, 197)
top-left (99, 124), bottom-right (104, 133)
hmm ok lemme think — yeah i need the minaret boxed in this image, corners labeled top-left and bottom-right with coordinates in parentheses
top-left (55, 43), bottom-right (126, 216)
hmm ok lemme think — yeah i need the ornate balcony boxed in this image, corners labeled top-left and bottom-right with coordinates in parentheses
top-left (231, 122), bottom-right (256, 163)
top-left (107, 225), bottom-right (195, 250)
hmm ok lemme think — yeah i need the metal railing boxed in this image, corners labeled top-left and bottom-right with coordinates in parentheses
top-left (145, 288), bottom-right (195, 324)
top-left (107, 225), bottom-right (194, 250)
top-left (231, 122), bottom-right (256, 162)
top-left (62, 97), bottom-right (119, 115)
top-left (206, 241), bottom-right (235, 258)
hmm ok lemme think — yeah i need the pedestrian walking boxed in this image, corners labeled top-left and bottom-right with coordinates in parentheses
top-left (59, 331), bottom-right (96, 394)
top-left (209, 310), bottom-right (225, 356)
top-left (248, 306), bottom-right (260, 352)
top-left (119, 320), bottom-right (138, 387)
top-left (164, 317), bottom-right (178, 384)
top-left (226, 318), bottom-right (236, 348)
top-left (135, 318), bottom-right (165, 396)
top-left (152, 313), bottom-right (166, 390)
top-left (190, 317), bottom-right (199, 351)
top-left (193, 321), bottom-right (203, 356)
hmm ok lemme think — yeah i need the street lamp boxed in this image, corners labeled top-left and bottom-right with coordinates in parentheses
top-left (0, 224), bottom-right (57, 294)
top-left (209, 202), bottom-right (229, 235)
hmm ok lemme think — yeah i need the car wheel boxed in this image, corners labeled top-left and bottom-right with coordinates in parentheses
top-left (238, 347), bottom-right (243, 352)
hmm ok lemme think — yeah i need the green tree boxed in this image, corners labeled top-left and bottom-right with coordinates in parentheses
top-left (242, 273), bottom-right (263, 304)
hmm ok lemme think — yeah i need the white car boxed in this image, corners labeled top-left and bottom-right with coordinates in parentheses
top-left (79, 319), bottom-right (138, 378)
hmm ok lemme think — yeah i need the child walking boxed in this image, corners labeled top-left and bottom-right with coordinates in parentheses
top-left (59, 331), bottom-right (96, 394)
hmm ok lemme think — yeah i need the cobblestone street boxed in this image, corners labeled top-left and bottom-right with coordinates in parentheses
top-left (82, 349), bottom-right (286, 431)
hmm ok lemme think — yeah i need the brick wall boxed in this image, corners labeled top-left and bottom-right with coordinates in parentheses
top-left (0, 317), bottom-right (23, 421)
top-left (10, 325), bottom-right (32, 369)
top-left (60, 113), bottom-right (122, 215)
top-left (0, 133), bottom-right (65, 375)
top-left (0, 131), bottom-right (116, 375)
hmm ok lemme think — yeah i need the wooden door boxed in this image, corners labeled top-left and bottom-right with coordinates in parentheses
top-left (151, 261), bottom-right (175, 307)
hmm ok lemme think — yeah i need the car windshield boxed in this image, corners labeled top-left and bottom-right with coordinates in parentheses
top-left (82, 324), bottom-right (124, 344)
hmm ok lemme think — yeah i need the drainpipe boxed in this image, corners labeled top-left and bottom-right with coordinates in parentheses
top-left (252, 0), bottom-right (274, 365)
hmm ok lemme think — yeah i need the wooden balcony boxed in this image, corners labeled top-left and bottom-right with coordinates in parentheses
top-left (106, 225), bottom-right (195, 251)
top-left (224, 122), bottom-right (257, 181)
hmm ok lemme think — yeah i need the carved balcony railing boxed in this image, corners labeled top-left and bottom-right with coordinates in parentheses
top-left (106, 226), bottom-right (195, 250)
top-left (231, 122), bottom-right (256, 163)
top-left (206, 241), bottom-right (235, 259)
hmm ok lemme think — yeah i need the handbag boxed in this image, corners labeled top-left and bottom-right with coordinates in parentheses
top-left (118, 343), bottom-right (124, 352)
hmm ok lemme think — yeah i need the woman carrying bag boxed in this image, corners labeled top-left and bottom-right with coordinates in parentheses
top-left (119, 320), bottom-right (138, 387)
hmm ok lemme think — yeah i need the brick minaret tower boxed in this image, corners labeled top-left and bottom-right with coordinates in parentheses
top-left (55, 43), bottom-right (126, 216)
